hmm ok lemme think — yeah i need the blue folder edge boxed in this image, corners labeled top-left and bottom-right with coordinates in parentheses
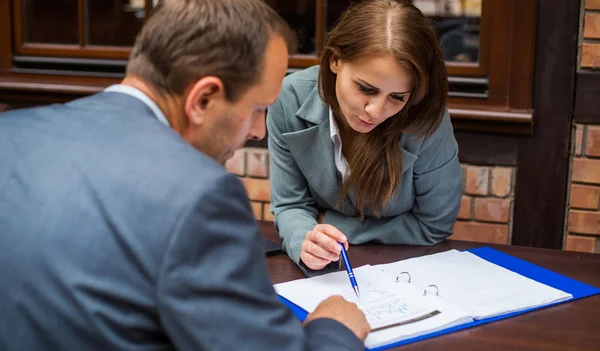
top-left (277, 246), bottom-right (600, 351)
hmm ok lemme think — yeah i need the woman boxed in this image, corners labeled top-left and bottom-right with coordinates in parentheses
top-left (267, 0), bottom-right (462, 276)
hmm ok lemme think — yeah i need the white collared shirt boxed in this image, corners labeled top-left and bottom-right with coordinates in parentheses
top-left (104, 84), bottom-right (171, 127)
top-left (329, 109), bottom-right (350, 183)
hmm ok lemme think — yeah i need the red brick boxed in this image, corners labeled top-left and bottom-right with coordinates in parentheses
top-left (572, 158), bottom-right (600, 184)
top-left (225, 149), bottom-right (245, 176)
top-left (491, 167), bottom-right (513, 197)
top-left (263, 203), bottom-right (275, 222)
top-left (565, 235), bottom-right (597, 253)
top-left (246, 148), bottom-right (269, 178)
top-left (250, 201), bottom-right (262, 220)
top-left (586, 0), bottom-right (600, 10)
top-left (568, 210), bottom-right (600, 235)
top-left (242, 178), bottom-right (271, 202)
top-left (458, 196), bottom-right (472, 220)
top-left (581, 43), bottom-right (600, 68)
top-left (451, 221), bottom-right (509, 244)
top-left (584, 13), bottom-right (600, 39)
top-left (465, 166), bottom-right (489, 196)
top-left (569, 184), bottom-right (600, 210)
top-left (474, 198), bottom-right (511, 223)
top-left (575, 124), bottom-right (585, 156)
top-left (585, 126), bottom-right (600, 157)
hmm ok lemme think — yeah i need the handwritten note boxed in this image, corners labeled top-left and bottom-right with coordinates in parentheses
top-left (274, 264), bottom-right (474, 349)
top-left (274, 266), bottom-right (435, 329)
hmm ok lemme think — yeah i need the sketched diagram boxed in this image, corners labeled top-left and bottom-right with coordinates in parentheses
top-left (361, 298), bottom-right (426, 323)
top-left (338, 286), bottom-right (426, 323)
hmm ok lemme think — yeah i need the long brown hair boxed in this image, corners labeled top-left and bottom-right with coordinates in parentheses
top-left (319, 0), bottom-right (448, 218)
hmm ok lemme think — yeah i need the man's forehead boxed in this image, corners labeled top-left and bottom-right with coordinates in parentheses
top-left (242, 78), bottom-right (280, 106)
top-left (243, 35), bottom-right (288, 105)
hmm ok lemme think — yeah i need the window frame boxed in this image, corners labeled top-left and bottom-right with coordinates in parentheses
top-left (11, 0), bottom-right (153, 59)
top-left (0, 0), bottom-right (538, 134)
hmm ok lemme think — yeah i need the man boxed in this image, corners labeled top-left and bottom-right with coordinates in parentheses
top-left (0, 0), bottom-right (370, 350)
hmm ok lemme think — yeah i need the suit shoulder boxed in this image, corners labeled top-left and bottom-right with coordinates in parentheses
top-left (0, 103), bottom-right (62, 120)
top-left (402, 108), bottom-right (454, 154)
top-left (156, 145), bottom-right (232, 187)
top-left (278, 66), bottom-right (319, 107)
top-left (284, 65), bottom-right (319, 85)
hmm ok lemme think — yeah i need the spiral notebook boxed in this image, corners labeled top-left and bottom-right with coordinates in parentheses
top-left (275, 247), bottom-right (600, 350)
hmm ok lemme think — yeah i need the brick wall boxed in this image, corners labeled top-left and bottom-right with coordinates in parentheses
top-left (226, 148), bottom-right (273, 221)
top-left (565, 0), bottom-right (600, 253)
top-left (581, 0), bottom-right (600, 69)
top-left (226, 148), bottom-right (516, 245)
top-left (566, 125), bottom-right (600, 253)
top-left (450, 165), bottom-right (515, 245)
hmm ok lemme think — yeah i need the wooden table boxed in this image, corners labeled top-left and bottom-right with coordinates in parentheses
top-left (259, 221), bottom-right (600, 350)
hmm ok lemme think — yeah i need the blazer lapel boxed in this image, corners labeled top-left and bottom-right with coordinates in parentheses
top-left (400, 148), bottom-right (418, 173)
top-left (282, 85), bottom-right (344, 210)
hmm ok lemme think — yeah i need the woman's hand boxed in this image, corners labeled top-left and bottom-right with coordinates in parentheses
top-left (300, 224), bottom-right (348, 270)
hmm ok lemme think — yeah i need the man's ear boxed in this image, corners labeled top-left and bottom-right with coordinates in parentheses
top-left (184, 77), bottom-right (226, 126)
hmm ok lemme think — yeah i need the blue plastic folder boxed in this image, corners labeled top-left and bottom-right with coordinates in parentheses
top-left (278, 246), bottom-right (600, 351)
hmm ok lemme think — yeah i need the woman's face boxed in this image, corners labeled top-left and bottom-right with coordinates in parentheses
top-left (330, 54), bottom-right (414, 134)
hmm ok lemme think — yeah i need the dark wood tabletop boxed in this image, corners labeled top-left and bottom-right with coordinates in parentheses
top-left (258, 221), bottom-right (600, 351)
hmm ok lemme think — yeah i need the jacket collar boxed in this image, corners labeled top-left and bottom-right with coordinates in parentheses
top-left (295, 84), bottom-right (329, 125)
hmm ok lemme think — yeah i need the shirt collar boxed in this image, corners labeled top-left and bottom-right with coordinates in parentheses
top-left (329, 108), bottom-right (341, 142)
top-left (104, 84), bottom-right (171, 127)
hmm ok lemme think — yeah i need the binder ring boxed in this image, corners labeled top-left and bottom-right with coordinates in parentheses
top-left (423, 284), bottom-right (439, 296)
top-left (395, 271), bottom-right (411, 283)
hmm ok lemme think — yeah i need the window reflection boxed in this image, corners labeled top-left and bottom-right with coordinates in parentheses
top-left (87, 0), bottom-right (145, 47)
top-left (413, 0), bottom-right (481, 63)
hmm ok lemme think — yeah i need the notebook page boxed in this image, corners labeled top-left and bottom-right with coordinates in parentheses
top-left (365, 286), bottom-right (472, 349)
top-left (274, 266), bottom-right (437, 330)
top-left (274, 266), bottom-right (472, 349)
top-left (373, 250), bottom-right (572, 319)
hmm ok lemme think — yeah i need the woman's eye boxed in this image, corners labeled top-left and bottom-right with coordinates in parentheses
top-left (357, 84), bottom-right (375, 94)
top-left (391, 95), bottom-right (406, 102)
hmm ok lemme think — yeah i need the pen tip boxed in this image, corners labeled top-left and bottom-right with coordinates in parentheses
top-left (354, 286), bottom-right (360, 298)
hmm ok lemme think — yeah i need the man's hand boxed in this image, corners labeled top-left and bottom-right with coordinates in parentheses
top-left (304, 296), bottom-right (370, 341)
top-left (300, 224), bottom-right (348, 270)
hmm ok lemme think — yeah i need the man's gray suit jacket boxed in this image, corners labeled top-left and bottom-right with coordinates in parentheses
top-left (0, 92), bottom-right (363, 351)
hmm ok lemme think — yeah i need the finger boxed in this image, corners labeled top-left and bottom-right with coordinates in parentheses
top-left (305, 240), bottom-right (340, 261)
top-left (300, 250), bottom-right (330, 270)
top-left (308, 230), bottom-right (342, 255)
top-left (315, 224), bottom-right (347, 244)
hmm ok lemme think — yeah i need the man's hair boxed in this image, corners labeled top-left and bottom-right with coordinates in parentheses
top-left (126, 0), bottom-right (296, 101)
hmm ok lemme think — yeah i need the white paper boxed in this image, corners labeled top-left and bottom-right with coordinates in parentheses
top-left (373, 249), bottom-right (573, 319)
top-left (274, 265), bottom-right (473, 349)
top-left (274, 266), bottom-right (437, 329)
top-left (364, 285), bottom-right (472, 349)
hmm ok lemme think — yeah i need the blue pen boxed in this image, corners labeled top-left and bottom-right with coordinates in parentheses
top-left (339, 242), bottom-right (360, 298)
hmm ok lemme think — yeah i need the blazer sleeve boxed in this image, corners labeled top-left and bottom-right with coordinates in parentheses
top-left (156, 172), bottom-right (363, 351)
top-left (267, 99), bottom-right (340, 276)
top-left (324, 110), bottom-right (462, 246)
